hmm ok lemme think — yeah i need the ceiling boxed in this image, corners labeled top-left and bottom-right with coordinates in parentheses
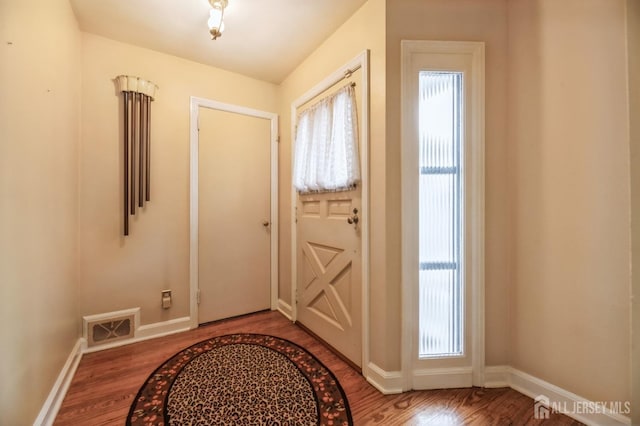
top-left (70, 0), bottom-right (368, 84)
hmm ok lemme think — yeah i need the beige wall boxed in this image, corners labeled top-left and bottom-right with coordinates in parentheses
top-left (0, 0), bottom-right (81, 423)
top-left (277, 0), bottom-right (389, 366)
top-left (1, 0), bottom-right (634, 421)
top-left (79, 34), bottom-right (278, 324)
top-left (628, 0), bottom-right (640, 421)
top-left (387, 0), bottom-right (510, 367)
top-left (508, 0), bottom-right (630, 403)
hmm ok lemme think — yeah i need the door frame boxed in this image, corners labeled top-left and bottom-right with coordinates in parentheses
top-left (189, 97), bottom-right (279, 329)
top-left (290, 50), bottom-right (370, 371)
top-left (401, 40), bottom-right (485, 390)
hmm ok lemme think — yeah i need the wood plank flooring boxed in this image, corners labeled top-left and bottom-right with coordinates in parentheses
top-left (55, 311), bottom-right (581, 425)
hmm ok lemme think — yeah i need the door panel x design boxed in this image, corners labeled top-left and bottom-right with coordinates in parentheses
top-left (301, 242), bottom-right (353, 331)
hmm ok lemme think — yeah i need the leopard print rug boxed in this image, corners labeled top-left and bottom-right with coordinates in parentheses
top-left (126, 333), bottom-right (353, 425)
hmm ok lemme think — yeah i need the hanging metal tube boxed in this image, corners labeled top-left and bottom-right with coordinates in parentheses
top-left (123, 91), bottom-right (130, 236)
top-left (130, 92), bottom-right (137, 215)
top-left (146, 95), bottom-right (151, 202)
top-left (138, 94), bottom-right (145, 208)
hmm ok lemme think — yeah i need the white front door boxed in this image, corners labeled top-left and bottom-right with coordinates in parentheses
top-left (296, 188), bottom-right (362, 367)
top-left (291, 53), bottom-right (369, 369)
top-left (197, 107), bottom-right (272, 324)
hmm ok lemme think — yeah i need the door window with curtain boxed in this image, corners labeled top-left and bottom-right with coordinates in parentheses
top-left (293, 84), bottom-right (360, 193)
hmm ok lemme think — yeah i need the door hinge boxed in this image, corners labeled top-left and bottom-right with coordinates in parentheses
top-left (277, 135), bottom-right (280, 143)
top-left (196, 289), bottom-right (201, 305)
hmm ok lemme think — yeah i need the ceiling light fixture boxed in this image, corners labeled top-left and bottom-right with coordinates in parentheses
top-left (208, 0), bottom-right (228, 40)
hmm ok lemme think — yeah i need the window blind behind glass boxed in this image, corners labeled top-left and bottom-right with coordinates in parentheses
top-left (418, 71), bottom-right (463, 357)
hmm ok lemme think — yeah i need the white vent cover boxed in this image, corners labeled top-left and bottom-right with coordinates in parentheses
top-left (83, 308), bottom-right (140, 348)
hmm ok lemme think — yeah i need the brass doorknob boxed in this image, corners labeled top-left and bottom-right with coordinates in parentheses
top-left (347, 208), bottom-right (359, 225)
top-left (262, 221), bottom-right (270, 227)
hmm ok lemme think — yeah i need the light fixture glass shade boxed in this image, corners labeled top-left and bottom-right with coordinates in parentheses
top-left (209, 0), bottom-right (228, 11)
top-left (208, 8), bottom-right (224, 39)
top-left (208, 8), bottom-right (222, 28)
top-left (207, 0), bottom-right (227, 40)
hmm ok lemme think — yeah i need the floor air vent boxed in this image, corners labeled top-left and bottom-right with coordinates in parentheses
top-left (83, 308), bottom-right (139, 348)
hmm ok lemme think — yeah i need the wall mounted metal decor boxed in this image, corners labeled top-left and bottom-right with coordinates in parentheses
top-left (115, 75), bottom-right (158, 236)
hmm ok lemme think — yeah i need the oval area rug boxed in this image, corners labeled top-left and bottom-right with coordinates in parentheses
top-left (127, 333), bottom-right (353, 425)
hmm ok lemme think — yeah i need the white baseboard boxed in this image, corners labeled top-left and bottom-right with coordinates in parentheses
top-left (412, 367), bottom-right (473, 390)
top-left (387, 363), bottom-right (630, 425)
top-left (33, 338), bottom-right (83, 426)
top-left (137, 316), bottom-right (192, 339)
top-left (494, 367), bottom-right (631, 426)
top-left (39, 315), bottom-right (193, 424)
top-left (483, 365), bottom-right (510, 388)
top-left (365, 362), bottom-right (404, 394)
top-left (277, 299), bottom-right (293, 320)
top-left (82, 316), bottom-right (192, 354)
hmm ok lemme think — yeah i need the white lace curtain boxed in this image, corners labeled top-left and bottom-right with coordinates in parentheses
top-left (293, 84), bottom-right (360, 193)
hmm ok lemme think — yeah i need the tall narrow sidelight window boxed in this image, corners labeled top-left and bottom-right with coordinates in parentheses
top-left (402, 40), bottom-right (484, 389)
top-left (418, 71), bottom-right (464, 358)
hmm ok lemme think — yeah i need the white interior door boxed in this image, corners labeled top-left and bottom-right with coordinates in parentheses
top-left (198, 107), bottom-right (272, 324)
top-left (296, 189), bottom-right (362, 367)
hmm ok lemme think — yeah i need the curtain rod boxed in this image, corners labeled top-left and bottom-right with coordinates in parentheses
top-left (296, 63), bottom-right (361, 109)
top-left (321, 66), bottom-right (360, 91)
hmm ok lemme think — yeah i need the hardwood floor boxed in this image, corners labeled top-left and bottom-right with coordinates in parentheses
top-left (55, 311), bottom-right (581, 425)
